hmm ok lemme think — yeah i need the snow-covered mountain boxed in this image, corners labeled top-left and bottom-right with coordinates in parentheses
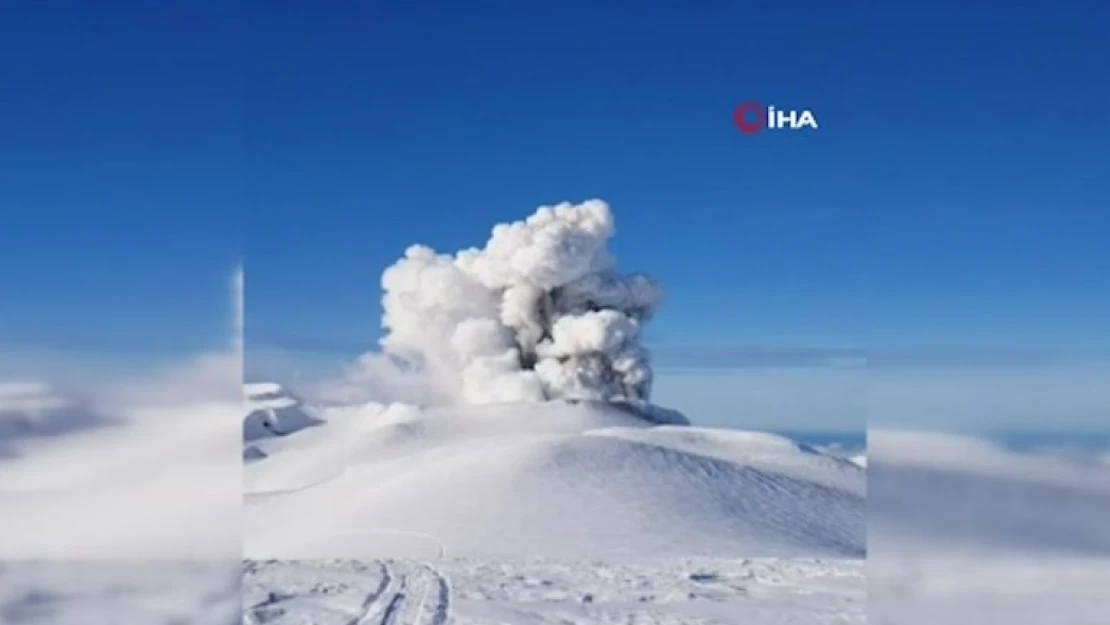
top-left (243, 390), bottom-right (866, 560)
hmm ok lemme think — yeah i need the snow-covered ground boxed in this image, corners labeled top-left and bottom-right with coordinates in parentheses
top-left (243, 557), bottom-right (865, 625)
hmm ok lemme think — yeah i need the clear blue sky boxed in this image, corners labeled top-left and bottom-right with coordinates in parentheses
top-left (0, 1), bottom-right (241, 360)
top-left (1, 2), bottom-right (1107, 429)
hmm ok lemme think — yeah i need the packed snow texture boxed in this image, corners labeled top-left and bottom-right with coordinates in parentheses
top-left (244, 393), bottom-right (865, 560)
top-left (243, 557), bottom-right (865, 625)
top-left (329, 200), bottom-right (666, 408)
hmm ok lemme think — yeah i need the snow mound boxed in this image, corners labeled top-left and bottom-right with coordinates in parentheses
top-left (245, 399), bottom-right (865, 560)
top-left (243, 382), bottom-right (323, 443)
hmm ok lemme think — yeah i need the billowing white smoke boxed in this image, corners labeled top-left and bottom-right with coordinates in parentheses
top-left (377, 200), bottom-right (663, 406)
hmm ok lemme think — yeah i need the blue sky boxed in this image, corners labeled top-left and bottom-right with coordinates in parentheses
top-left (0, 1), bottom-right (241, 362)
top-left (2, 2), bottom-right (1107, 430)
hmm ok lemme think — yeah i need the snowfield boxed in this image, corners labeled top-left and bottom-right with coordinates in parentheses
top-left (243, 391), bottom-right (866, 560)
top-left (242, 557), bottom-right (865, 625)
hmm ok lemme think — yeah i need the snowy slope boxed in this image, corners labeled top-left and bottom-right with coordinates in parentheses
top-left (244, 396), bottom-right (865, 560)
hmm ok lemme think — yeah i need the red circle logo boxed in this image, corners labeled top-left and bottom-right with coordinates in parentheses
top-left (734, 102), bottom-right (765, 134)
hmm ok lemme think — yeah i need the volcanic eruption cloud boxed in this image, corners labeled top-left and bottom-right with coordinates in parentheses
top-left (367, 200), bottom-right (665, 408)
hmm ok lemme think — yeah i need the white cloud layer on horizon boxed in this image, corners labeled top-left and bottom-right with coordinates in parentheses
top-left (871, 361), bottom-right (1110, 431)
top-left (0, 268), bottom-right (243, 560)
top-left (651, 365), bottom-right (865, 432)
top-left (321, 200), bottom-right (665, 408)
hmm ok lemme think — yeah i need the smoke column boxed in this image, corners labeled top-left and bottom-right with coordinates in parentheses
top-left (371, 199), bottom-right (664, 406)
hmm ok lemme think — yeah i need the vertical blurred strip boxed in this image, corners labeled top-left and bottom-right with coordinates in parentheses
top-left (0, 1), bottom-right (242, 622)
top-left (867, 348), bottom-right (1110, 624)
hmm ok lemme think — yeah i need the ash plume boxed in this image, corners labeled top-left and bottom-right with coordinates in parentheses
top-left (363, 200), bottom-right (664, 407)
